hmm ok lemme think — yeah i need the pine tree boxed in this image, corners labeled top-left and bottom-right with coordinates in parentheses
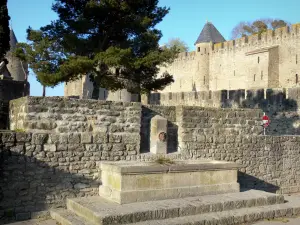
top-left (18, 0), bottom-right (178, 94)
top-left (0, 0), bottom-right (10, 61)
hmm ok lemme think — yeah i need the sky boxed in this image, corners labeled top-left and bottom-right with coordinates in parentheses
top-left (7, 0), bottom-right (300, 96)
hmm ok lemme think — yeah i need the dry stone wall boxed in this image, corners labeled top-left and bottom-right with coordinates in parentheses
top-left (0, 131), bottom-right (144, 221)
top-left (9, 97), bottom-right (141, 144)
top-left (177, 106), bottom-right (300, 194)
top-left (175, 106), bottom-right (263, 151)
top-left (2, 97), bottom-right (143, 220)
top-left (0, 80), bottom-right (29, 129)
top-left (0, 132), bottom-right (99, 220)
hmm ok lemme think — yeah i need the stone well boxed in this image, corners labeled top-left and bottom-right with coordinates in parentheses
top-left (99, 159), bottom-right (241, 204)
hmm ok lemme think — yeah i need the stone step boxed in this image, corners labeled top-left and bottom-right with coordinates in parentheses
top-left (50, 209), bottom-right (92, 225)
top-left (125, 195), bottom-right (300, 225)
top-left (65, 190), bottom-right (284, 225)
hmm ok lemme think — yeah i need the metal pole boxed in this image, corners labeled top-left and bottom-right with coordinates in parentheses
top-left (264, 127), bottom-right (265, 136)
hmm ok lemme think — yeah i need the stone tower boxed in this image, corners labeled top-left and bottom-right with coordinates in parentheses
top-left (194, 22), bottom-right (225, 91)
top-left (5, 29), bottom-right (28, 81)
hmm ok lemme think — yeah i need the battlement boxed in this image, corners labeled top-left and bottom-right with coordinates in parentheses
top-left (172, 23), bottom-right (300, 60)
top-left (212, 23), bottom-right (300, 53)
top-left (175, 51), bottom-right (197, 61)
top-left (148, 86), bottom-right (300, 111)
top-left (173, 48), bottom-right (211, 62)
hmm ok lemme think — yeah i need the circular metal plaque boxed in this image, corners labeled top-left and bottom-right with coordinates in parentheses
top-left (158, 132), bottom-right (167, 142)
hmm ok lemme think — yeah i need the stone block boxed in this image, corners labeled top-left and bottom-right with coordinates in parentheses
top-left (150, 115), bottom-right (168, 154)
top-left (99, 160), bottom-right (241, 204)
top-left (2, 132), bottom-right (15, 143)
top-left (68, 133), bottom-right (81, 144)
top-left (109, 134), bottom-right (122, 143)
top-left (94, 132), bottom-right (108, 143)
top-left (10, 144), bottom-right (25, 154)
top-left (122, 134), bottom-right (140, 144)
top-left (16, 133), bottom-right (32, 142)
top-left (81, 133), bottom-right (93, 144)
top-left (32, 133), bottom-right (48, 145)
top-left (44, 144), bottom-right (57, 152)
top-left (15, 212), bottom-right (31, 221)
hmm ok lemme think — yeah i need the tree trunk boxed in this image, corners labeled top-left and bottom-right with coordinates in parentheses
top-left (42, 86), bottom-right (46, 97)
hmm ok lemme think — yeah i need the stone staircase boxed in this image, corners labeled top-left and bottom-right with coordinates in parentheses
top-left (50, 190), bottom-right (300, 225)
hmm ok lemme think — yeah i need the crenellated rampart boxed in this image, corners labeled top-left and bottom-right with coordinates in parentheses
top-left (148, 87), bottom-right (300, 135)
top-left (171, 24), bottom-right (300, 62)
top-left (148, 86), bottom-right (300, 111)
top-left (212, 24), bottom-right (300, 53)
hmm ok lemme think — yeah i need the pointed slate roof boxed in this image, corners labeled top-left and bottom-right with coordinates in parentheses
top-left (9, 29), bottom-right (18, 49)
top-left (195, 22), bottom-right (226, 45)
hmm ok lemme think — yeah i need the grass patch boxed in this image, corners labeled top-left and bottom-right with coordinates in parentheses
top-left (14, 128), bottom-right (26, 133)
top-left (154, 156), bottom-right (175, 165)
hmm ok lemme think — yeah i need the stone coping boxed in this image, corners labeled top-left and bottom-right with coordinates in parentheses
top-left (100, 159), bottom-right (242, 174)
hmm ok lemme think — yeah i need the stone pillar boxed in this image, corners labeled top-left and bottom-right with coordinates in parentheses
top-left (141, 93), bottom-right (149, 105)
top-left (150, 115), bottom-right (167, 154)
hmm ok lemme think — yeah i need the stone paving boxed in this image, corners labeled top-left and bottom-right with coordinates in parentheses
top-left (8, 216), bottom-right (300, 225)
top-left (8, 219), bottom-right (57, 225)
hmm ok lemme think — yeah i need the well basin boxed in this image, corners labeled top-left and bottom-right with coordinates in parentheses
top-left (99, 159), bottom-right (241, 204)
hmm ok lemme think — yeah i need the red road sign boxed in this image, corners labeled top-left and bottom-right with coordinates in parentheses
top-left (262, 115), bottom-right (270, 128)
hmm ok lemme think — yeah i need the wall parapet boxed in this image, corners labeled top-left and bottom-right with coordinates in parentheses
top-left (149, 87), bottom-right (300, 111)
top-left (211, 24), bottom-right (300, 53)
top-left (161, 24), bottom-right (300, 63)
top-left (9, 96), bottom-right (141, 136)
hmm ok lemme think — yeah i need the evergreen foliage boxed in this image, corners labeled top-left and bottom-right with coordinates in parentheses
top-left (16, 0), bottom-right (178, 93)
top-left (0, 0), bottom-right (10, 61)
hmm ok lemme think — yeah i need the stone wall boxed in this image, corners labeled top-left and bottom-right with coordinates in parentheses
top-left (0, 80), bottom-right (30, 130)
top-left (0, 131), bottom-right (143, 221)
top-left (175, 106), bottom-right (263, 151)
top-left (158, 24), bottom-right (300, 93)
top-left (5, 97), bottom-right (300, 221)
top-left (183, 134), bottom-right (300, 194)
top-left (0, 80), bottom-right (29, 101)
top-left (149, 88), bottom-right (293, 109)
top-left (9, 97), bottom-right (141, 143)
top-left (148, 87), bottom-right (300, 136)
top-left (177, 106), bottom-right (300, 194)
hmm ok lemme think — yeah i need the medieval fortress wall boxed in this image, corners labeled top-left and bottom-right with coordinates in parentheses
top-left (158, 24), bottom-right (300, 94)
